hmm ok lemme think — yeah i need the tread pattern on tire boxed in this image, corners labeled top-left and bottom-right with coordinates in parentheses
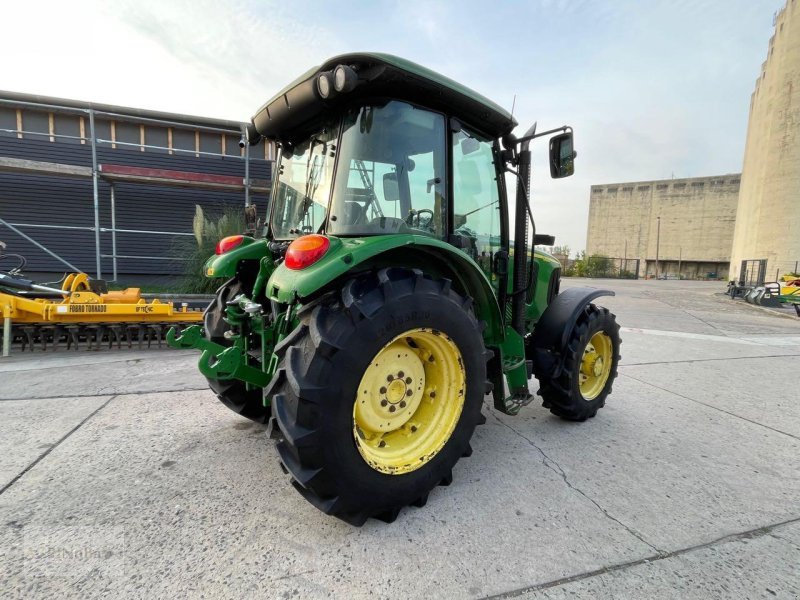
top-left (268, 267), bottom-right (489, 525)
top-left (537, 304), bottom-right (621, 421)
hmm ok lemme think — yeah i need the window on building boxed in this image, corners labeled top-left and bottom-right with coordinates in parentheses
top-left (115, 122), bottom-right (140, 149)
top-left (95, 119), bottom-right (113, 146)
top-left (145, 126), bottom-right (169, 153)
top-left (0, 107), bottom-right (16, 137)
top-left (23, 110), bottom-right (49, 140)
top-left (172, 128), bottom-right (195, 153)
top-left (225, 134), bottom-right (242, 157)
top-left (54, 114), bottom-right (81, 144)
top-left (199, 132), bottom-right (220, 155)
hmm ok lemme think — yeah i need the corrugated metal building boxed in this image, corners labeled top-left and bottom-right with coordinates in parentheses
top-left (0, 91), bottom-right (274, 284)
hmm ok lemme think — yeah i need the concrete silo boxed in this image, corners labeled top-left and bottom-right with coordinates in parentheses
top-left (730, 0), bottom-right (800, 281)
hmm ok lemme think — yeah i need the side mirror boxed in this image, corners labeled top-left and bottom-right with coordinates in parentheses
top-left (383, 172), bottom-right (400, 202)
top-left (549, 132), bottom-right (576, 179)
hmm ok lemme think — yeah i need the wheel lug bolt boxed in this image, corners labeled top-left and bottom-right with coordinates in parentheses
top-left (400, 401), bottom-right (407, 409)
top-left (386, 375), bottom-right (393, 382)
top-left (406, 389), bottom-right (413, 396)
top-left (389, 406), bottom-right (396, 413)
top-left (405, 377), bottom-right (412, 384)
top-left (381, 399), bottom-right (388, 407)
top-left (398, 371), bottom-right (404, 378)
top-left (380, 386), bottom-right (387, 394)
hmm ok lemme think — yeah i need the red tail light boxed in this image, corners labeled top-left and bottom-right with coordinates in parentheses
top-left (216, 235), bottom-right (244, 255)
top-left (284, 235), bottom-right (330, 270)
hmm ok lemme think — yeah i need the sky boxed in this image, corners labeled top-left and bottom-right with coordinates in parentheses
top-left (1, 0), bottom-right (786, 254)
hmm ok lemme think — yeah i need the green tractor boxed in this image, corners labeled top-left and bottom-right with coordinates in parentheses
top-left (168, 54), bottom-right (620, 525)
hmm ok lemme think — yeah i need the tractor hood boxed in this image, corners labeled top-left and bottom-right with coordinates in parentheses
top-left (251, 53), bottom-right (518, 144)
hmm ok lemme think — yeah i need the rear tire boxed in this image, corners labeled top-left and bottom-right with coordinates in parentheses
top-left (267, 268), bottom-right (489, 525)
top-left (537, 304), bottom-right (620, 421)
top-left (204, 279), bottom-right (269, 424)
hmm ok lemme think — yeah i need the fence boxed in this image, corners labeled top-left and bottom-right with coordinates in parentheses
top-left (738, 259), bottom-right (800, 286)
top-left (739, 259), bottom-right (767, 286)
top-left (771, 260), bottom-right (800, 280)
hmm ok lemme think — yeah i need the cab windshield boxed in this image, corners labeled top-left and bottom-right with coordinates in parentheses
top-left (269, 122), bottom-right (337, 239)
top-left (327, 101), bottom-right (446, 237)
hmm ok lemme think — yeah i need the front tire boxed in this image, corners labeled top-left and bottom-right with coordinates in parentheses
top-left (267, 268), bottom-right (489, 525)
top-left (537, 304), bottom-right (620, 421)
top-left (204, 279), bottom-right (269, 423)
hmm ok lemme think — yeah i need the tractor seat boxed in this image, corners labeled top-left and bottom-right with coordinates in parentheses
top-left (343, 201), bottom-right (365, 225)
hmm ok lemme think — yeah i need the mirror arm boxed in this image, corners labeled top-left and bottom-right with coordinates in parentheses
top-left (514, 125), bottom-right (572, 147)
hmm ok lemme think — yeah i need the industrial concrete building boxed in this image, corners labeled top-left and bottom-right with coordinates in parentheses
top-left (586, 175), bottom-right (740, 279)
top-left (730, 0), bottom-right (800, 281)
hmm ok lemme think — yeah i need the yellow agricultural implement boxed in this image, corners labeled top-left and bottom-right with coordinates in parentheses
top-left (1, 272), bottom-right (203, 355)
top-left (779, 275), bottom-right (800, 316)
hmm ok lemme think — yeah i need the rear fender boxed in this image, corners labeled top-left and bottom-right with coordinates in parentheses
top-left (528, 287), bottom-right (615, 379)
top-left (266, 235), bottom-right (505, 345)
top-left (203, 237), bottom-right (270, 279)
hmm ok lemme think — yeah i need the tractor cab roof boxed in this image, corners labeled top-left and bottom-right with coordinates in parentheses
top-left (251, 53), bottom-right (517, 143)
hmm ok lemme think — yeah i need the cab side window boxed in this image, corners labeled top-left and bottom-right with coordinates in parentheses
top-left (451, 129), bottom-right (502, 282)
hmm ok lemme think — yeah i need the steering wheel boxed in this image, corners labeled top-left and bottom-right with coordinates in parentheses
top-left (406, 209), bottom-right (435, 230)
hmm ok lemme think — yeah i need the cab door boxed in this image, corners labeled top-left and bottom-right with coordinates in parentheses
top-left (450, 125), bottom-right (506, 292)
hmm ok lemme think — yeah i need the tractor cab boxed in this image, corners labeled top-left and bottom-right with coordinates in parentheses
top-left (255, 53), bottom-right (574, 294)
top-left (268, 99), bottom-right (504, 282)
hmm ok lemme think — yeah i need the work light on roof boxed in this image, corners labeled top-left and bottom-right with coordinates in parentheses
top-left (333, 65), bottom-right (358, 93)
top-left (317, 71), bottom-right (334, 99)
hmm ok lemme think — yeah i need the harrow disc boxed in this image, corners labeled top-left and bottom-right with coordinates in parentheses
top-left (1, 321), bottom-right (202, 352)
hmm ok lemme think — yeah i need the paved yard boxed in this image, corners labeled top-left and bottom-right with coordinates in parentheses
top-left (1, 279), bottom-right (798, 598)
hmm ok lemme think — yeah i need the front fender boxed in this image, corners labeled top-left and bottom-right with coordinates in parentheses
top-left (528, 286), bottom-right (615, 378)
top-left (204, 237), bottom-right (270, 279)
top-left (266, 235), bottom-right (506, 344)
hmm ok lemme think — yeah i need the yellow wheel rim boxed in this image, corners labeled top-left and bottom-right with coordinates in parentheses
top-left (579, 331), bottom-right (613, 400)
top-left (353, 328), bottom-right (466, 475)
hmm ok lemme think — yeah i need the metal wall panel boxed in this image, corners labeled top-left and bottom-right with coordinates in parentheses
top-left (0, 135), bottom-right (271, 280)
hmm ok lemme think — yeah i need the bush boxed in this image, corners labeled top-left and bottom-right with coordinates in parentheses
top-left (586, 255), bottom-right (613, 277)
top-left (174, 205), bottom-right (247, 294)
top-left (566, 253), bottom-right (615, 278)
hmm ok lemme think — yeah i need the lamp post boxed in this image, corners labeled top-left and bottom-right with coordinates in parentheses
top-left (655, 216), bottom-right (661, 279)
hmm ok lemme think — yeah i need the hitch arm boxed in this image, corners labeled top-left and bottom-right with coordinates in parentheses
top-left (166, 325), bottom-right (269, 388)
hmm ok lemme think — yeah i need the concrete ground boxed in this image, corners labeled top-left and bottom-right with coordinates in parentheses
top-left (1, 279), bottom-right (798, 599)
